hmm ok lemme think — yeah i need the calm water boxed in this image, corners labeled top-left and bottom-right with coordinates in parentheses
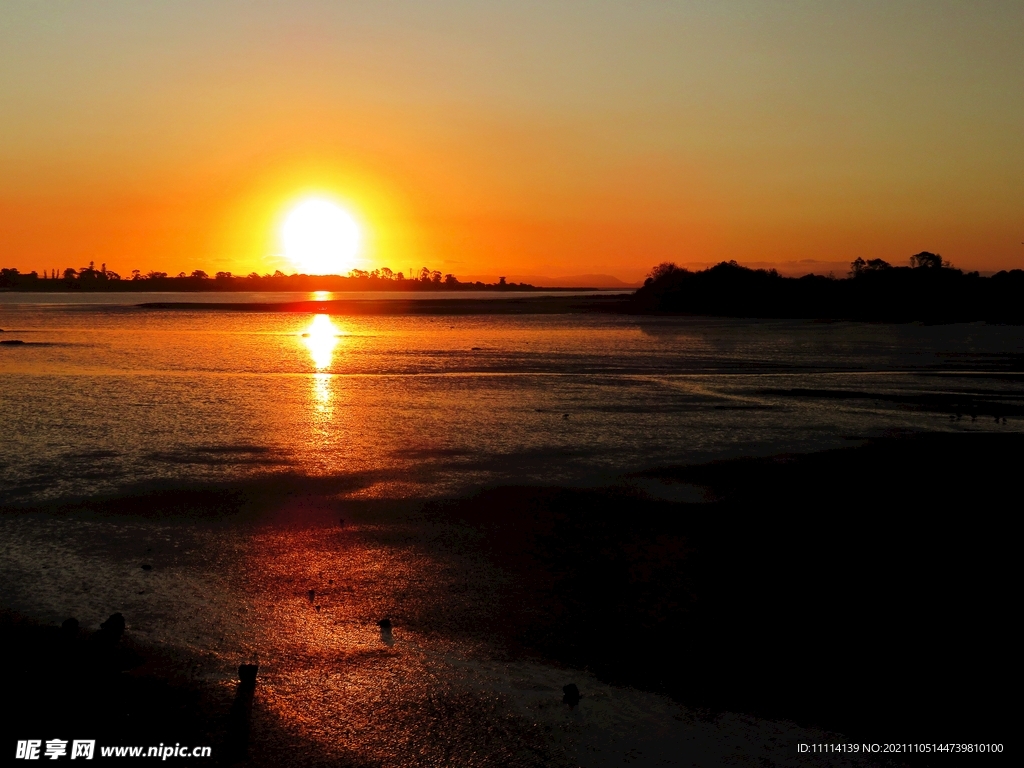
top-left (2, 292), bottom-right (1022, 505)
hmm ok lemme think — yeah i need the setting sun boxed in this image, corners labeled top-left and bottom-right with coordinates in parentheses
top-left (281, 198), bottom-right (361, 275)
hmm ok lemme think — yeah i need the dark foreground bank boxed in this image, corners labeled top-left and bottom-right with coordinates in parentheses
top-left (424, 431), bottom-right (1016, 748)
top-left (0, 610), bottom-right (348, 766)
top-left (1, 432), bottom-right (1015, 765)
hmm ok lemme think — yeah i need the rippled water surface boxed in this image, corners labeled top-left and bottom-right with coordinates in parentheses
top-left (3, 293), bottom-right (1024, 504)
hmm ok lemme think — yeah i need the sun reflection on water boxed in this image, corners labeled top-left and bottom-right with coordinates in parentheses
top-left (302, 314), bottom-right (342, 371)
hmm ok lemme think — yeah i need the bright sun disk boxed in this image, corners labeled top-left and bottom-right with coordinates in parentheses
top-left (281, 198), bottom-right (361, 275)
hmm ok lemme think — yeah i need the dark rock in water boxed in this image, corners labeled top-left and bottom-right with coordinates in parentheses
top-left (1, 339), bottom-right (26, 345)
top-left (377, 618), bottom-right (392, 630)
top-left (308, 589), bottom-right (316, 603)
top-left (140, 563), bottom-right (153, 571)
top-left (61, 618), bottom-right (79, 634)
top-left (339, 517), bottom-right (345, 527)
top-left (98, 613), bottom-right (126, 642)
top-left (562, 683), bottom-right (581, 707)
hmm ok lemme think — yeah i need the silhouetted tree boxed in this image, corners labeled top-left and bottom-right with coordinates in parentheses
top-left (190, 270), bottom-right (209, 279)
top-left (648, 262), bottom-right (683, 281)
top-left (850, 258), bottom-right (892, 276)
top-left (909, 251), bottom-right (945, 269)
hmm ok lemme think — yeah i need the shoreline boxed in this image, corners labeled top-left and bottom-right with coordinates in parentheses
top-left (136, 295), bottom-right (630, 315)
top-left (7, 290), bottom-right (1024, 325)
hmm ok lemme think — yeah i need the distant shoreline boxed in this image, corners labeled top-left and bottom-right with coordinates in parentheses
top-left (7, 255), bottom-right (1024, 323)
top-left (0, 283), bottom-right (608, 293)
top-left (137, 294), bottom-right (632, 315)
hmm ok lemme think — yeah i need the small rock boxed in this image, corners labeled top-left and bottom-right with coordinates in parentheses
top-left (377, 618), bottom-right (392, 630)
top-left (308, 589), bottom-right (316, 603)
top-left (141, 563), bottom-right (152, 571)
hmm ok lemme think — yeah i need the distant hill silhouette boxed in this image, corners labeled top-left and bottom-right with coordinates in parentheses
top-left (631, 254), bottom-right (1024, 323)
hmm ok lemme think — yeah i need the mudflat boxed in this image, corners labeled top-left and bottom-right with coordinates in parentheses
top-left (2, 432), bottom-right (1013, 765)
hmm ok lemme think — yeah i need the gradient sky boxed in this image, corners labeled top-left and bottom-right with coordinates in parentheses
top-left (2, 1), bottom-right (1022, 281)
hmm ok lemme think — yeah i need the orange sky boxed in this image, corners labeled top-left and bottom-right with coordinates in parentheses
top-left (2, 2), bottom-right (1022, 282)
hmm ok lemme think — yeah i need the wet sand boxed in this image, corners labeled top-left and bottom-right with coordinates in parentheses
top-left (1, 432), bottom-right (1015, 765)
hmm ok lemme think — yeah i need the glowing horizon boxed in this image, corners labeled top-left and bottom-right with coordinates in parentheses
top-left (2, 3), bottom-right (1022, 280)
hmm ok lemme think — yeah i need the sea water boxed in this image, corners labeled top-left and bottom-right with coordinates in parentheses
top-left (2, 292), bottom-right (1023, 505)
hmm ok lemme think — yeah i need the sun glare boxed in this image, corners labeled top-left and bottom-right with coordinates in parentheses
top-left (281, 198), bottom-right (361, 275)
top-left (302, 314), bottom-right (341, 370)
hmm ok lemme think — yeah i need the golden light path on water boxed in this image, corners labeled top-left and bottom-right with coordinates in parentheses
top-left (302, 313), bottom-right (342, 372)
top-left (301, 314), bottom-right (343, 466)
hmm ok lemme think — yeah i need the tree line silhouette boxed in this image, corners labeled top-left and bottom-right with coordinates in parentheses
top-left (631, 252), bottom-right (1024, 322)
top-left (0, 263), bottom-right (533, 292)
